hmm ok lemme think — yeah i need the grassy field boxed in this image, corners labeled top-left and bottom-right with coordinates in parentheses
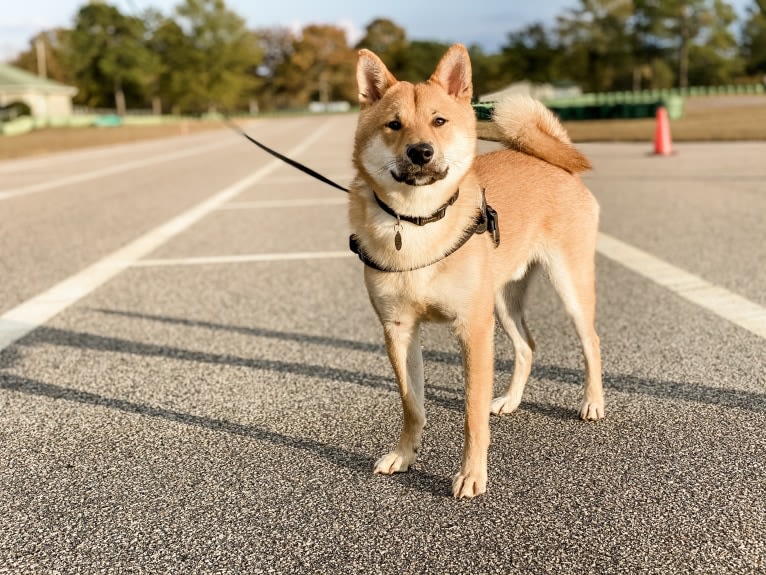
top-left (479, 96), bottom-right (766, 142)
top-left (0, 119), bottom-right (228, 161)
top-left (1, 97), bottom-right (765, 161)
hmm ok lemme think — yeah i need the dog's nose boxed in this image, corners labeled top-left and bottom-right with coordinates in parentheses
top-left (407, 143), bottom-right (434, 166)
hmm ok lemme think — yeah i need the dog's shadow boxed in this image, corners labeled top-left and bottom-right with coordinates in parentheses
top-left (2, 311), bottom-right (763, 499)
top-left (82, 308), bottom-right (766, 415)
top-left (0, 370), bottom-right (452, 497)
top-left (8, 309), bottom-right (763, 418)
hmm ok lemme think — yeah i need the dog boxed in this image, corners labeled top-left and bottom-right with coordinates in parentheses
top-left (348, 44), bottom-right (604, 498)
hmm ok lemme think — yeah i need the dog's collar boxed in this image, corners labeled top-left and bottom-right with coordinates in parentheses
top-left (373, 189), bottom-right (460, 227)
top-left (350, 188), bottom-right (499, 273)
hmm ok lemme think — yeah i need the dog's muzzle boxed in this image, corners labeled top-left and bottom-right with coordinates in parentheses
top-left (391, 143), bottom-right (448, 186)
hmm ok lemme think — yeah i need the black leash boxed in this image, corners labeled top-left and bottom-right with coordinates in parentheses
top-left (224, 117), bottom-right (350, 194)
top-left (225, 116), bottom-right (500, 272)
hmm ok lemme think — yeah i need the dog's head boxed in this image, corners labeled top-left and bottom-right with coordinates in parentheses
top-left (353, 44), bottom-right (476, 204)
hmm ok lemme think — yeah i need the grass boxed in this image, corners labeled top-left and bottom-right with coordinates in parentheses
top-left (478, 98), bottom-right (766, 142)
top-left (1, 97), bottom-right (765, 161)
top-left (0, 119), bottom-right (227, 160)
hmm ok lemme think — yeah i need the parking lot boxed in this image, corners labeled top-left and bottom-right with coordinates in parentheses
top-left (1, 114), bottom-right (764, 573)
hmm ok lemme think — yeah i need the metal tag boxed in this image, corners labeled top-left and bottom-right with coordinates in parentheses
top-left (486, 205), bottom-right (500, 247)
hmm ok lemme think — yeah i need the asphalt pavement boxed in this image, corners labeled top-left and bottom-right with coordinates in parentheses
top-left (1, 114), bottom-right (764, 574)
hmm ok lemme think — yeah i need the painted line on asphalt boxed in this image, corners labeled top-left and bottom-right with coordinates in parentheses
top-left (248, 174), bottom-right (353, 185)
top-left (0, 138), bottom-right (234, 201)
top-left (0, 118), bottom-right (338, 352)
top-left (0, 129), bottom-right (233, 175)
top-left (218, 197), bottom-right (347, 210)
top-left (598, 233), bottom-right (766, 339)
top-left (133, 251), bottom-right (354, 267)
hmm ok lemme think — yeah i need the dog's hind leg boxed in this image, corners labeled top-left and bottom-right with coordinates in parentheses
top-left (374, 320), bottom-right (426, 475)
top-left (546, 250), bottom-right (604, 421)
top-left (491, 271), bottom-right (536, 416)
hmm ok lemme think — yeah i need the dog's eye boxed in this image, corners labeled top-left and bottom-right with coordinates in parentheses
top-left (387, 120), bottom-right (402, 131)
top-left (433, 117), bottom-right (447, 127)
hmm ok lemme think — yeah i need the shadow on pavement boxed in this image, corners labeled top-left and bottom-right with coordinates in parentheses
top-left (0, 371), bottom-right (451, 497)
top-left (89, 308), bottom-right (766, 414)
top-left (2, 316), bottom-right (763, 499)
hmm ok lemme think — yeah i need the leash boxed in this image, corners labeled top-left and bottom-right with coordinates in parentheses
top-left (225, 117), bottom-right (499, 272)
top-left (223, 117), bottom-right (350, 194)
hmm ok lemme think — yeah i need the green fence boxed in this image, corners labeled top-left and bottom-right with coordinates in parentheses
top-left (474, 83), bottom-right (765, 122)
top-left (546, 93), bottom-right (684, 120)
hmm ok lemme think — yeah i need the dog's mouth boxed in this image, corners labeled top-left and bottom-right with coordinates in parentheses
top-left (390, 166), bottom-right (449, 187)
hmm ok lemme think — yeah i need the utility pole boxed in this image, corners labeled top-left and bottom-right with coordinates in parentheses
top-left (35, 36), bottom-right (47, 79)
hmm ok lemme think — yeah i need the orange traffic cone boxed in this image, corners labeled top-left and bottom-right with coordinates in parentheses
top-left (654, 106), bottom-right (673, 155)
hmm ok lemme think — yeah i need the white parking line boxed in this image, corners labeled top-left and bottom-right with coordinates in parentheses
top-left (0, 118), bottom-right (338, 352)
top-left (3, 142), bottom-right (764, 352)
top-left (218, 197), bottom-right (347, 210)
top-left (0, 138), bottom-right (234, 201)
top-left (128, 236), bottom-right (766, 341)
top-left (598, 233), bottom-right (766, 339)
top-left (0, 130), bottom-right (228, 174)
top-left (248, 174), bottom-right (353, 185)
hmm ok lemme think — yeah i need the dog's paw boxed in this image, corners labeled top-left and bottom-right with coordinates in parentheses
top-left (580, 400), bottom-right (605, 421)
top-left (490, 395), bottom-right (521, 416)
top-left (452, 469), bottom-right (487, 499)
top-left (373, 450), bottom-right (415, 475)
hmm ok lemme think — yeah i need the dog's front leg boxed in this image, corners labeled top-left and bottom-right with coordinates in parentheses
top-left (373, 319), bottom-right (426, 475)
top-left (453, 316), bottom-right (494, 498)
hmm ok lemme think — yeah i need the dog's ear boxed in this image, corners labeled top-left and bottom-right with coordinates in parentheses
top-left (430, 44), bottom-right (473, 102)
top-left (357, 49), bottom-right (398, 107)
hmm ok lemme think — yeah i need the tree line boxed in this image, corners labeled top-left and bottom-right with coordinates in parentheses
top-left (10, 0), bottom-right (766, 115)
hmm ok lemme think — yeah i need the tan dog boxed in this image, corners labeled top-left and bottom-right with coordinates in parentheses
top-left (349, 44), bottom-right (604, 498)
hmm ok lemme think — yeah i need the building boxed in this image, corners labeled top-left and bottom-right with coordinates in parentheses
top-left (0, 63), bottom-right (77, 119)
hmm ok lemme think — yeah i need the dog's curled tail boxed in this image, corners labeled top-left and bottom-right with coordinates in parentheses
top-left (491, 94), bottom-right (591, 174)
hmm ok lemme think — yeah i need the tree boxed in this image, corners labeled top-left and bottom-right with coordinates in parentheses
top-left (397, 40), bottom-right (452, 83)
top-left (634, 0), bottom-right (740, 88)
top-left (467, 45), bottom-right (505, 99)
top-left (354, 20), bottom-right (450, 84)
top-left (172, 0), bottom-right (262, 114)
top-left (556, 0), bottom-right (636, 92)
top-left (144, 10), bottom-right (195, 114)
top-left (687, 0), bottom-right (743, 84)
top-left (355, 18), bottom-right (408, 78)
top-left (275, 25), bottom-right (355, 108)
top-left (68, 2), bottom-right (157, 114)
top-left (254, 27), bottom-right (295, 110)
top-left (741, 0), bottom-right (766, 77)
top-left (9, 1), bottom-right (756, 118)
top-left (12, 28), bottom-right (72, 85)
top-left (499, 23), bottom-right (562, 87)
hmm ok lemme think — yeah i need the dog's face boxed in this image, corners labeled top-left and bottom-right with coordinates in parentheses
top-left (353, 45), bottom-right (477, 203)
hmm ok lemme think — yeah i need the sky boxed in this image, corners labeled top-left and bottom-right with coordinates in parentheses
top-left (1, 0), bottom-right (757, 63)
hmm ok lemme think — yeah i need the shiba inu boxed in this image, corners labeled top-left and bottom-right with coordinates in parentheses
top-left (349, 44), bottom-right (603, 498)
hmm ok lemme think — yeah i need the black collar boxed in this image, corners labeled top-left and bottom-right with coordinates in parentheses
top-left (350, 212), bottom-right (483, 273)
top-left (350, 188), bottom-right (500, 273)
top-left (373, 189), bottom-right (460, 226)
